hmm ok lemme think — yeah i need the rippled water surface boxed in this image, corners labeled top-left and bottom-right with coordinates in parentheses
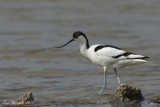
top-left (0, 0), bottom-right (160, 106)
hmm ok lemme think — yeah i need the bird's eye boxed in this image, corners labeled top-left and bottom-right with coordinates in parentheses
top-left (73, 34), bottom-right (79, 39)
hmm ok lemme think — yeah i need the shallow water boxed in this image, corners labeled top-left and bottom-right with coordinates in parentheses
top-left (0, 0), bottom-right (160, 106)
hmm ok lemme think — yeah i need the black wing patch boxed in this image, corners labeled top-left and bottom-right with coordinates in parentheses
top-left (113, 52), bottom-right (134, 58)
top-left (127, 56), bottom-right (150, 59)
top-left (94, 45), bottom-right (122, 52)
top-left (113, 52), bottom-right (149, 59)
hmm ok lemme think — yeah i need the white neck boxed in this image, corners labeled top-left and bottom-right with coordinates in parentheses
top-left (76, 36), bottom-right (89, 57)
top-left (79, 43), bottom-right (88, 57)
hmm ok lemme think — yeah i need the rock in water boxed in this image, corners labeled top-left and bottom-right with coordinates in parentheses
top-left (148, 97), bottom-right (160, 105)
top-left (113, 83), bottom-right (144, 103)
top-left (1, 106), bottom-right (37, 107)
top-left (13, 92), bottom-right (34, 105)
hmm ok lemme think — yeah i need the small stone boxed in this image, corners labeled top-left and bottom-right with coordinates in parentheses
top-left (113, 83), bottom-right (144, 103)
top-left (148, 97), bottom-right (160, 105)
top-left (1, 105), bottom-right (37, 107)
top-left (13, 92), bottom-right (34, 105)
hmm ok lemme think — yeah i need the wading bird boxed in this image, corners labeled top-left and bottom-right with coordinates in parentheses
top-left (55, 31), bottom-right (149, 94)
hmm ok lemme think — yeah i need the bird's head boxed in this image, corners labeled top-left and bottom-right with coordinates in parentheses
top-left (55, 31), bottom-right (89, 48)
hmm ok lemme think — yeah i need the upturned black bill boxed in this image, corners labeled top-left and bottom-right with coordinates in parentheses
top-left (55, 39), bottom-right (74, 48)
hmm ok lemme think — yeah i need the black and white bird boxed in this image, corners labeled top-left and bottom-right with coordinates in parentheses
top-left (55, 31), bottom-right (149, 94)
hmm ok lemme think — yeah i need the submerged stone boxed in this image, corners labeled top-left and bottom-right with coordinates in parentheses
top-left (148, 97), bottom-right (160, 105)
top-left (113, 83), bottom-right (144, 103)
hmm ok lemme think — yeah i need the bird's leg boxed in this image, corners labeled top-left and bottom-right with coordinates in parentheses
top-left (99, 67), bottom-right (107, 94)
top-left (114, 69), bottom-right (121, 85)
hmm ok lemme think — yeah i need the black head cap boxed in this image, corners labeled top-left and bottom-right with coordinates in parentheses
top-left (55, 31), bottom-right (89, 48)
top-left (73, 31), bottom-right (85, 39)
top-left (73, 31), bottom-right (89, 48)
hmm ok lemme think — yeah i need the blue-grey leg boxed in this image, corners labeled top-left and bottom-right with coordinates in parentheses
top-left (99, 67), bottom-right (107, 94)
top-left (114, 69), bottom-right (121, 84)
